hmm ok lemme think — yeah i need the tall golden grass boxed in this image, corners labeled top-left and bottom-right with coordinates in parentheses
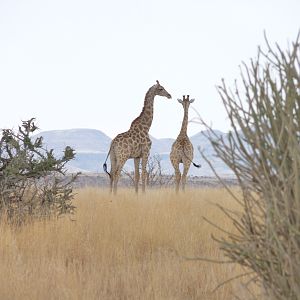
top-left (0, 188), bottom-right (252, 300)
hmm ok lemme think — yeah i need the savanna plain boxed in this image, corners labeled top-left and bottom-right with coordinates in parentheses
top-left (0, 188), bottom-right (253, 300)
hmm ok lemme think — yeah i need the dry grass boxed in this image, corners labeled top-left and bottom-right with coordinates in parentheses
top-left (0, 188), bottom-right (253, 300)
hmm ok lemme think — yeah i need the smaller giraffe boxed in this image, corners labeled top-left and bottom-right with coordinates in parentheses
top-left (170, 95), bottom-right (201, 192)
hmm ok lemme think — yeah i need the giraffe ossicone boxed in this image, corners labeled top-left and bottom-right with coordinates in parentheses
top-left (170, 95), bottom-right (201, 193)
top-left (103, 81), bottom-right (172, 194)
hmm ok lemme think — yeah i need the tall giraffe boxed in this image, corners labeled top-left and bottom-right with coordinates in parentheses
top-left (103, 81), bottom-right (172, 194)
top-left (170, 95), bottom-right (201, 192)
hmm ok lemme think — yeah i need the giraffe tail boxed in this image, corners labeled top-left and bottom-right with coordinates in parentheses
top-left (103, 147), bottom-right (112, 178)
top-left (103, 162), bottom-right (111, 178)
top-left (183, 149), bottom-right (201, 168)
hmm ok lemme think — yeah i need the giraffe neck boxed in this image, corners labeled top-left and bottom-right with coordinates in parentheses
top-left (178, 107), bottom-right (189, 138)
top-left (130, 87), bottom-right (155, 132)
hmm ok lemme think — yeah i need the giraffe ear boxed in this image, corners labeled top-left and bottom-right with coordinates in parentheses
top-left (177, 99), bottom-right (183, 104)
top-left (189, 98), bottom-right (195, 103)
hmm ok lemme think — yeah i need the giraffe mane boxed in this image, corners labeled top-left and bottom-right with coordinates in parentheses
top-left (130, 87), bottom-right (155, 127)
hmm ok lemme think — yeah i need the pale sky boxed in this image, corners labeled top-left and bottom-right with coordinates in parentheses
top-left (0, 0), bottom-right (299, 139)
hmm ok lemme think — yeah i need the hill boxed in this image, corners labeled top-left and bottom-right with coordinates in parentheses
top-left (34, 128), bottom-right (233, 176)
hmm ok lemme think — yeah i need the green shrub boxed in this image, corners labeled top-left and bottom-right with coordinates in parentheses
top-left (0, 118), bottom-right (79, 223)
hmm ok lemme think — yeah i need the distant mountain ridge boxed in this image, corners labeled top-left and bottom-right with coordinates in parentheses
top-left (37, 128), bottom-right (111, 153)
top-left (34, 128), bottom-right (233, 176)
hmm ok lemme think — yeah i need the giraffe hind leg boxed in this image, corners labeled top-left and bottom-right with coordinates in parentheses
top-left (112, 158), bottom-right (127, 195)
top-left (109, 150), bottom-right (117, 194)
top-left (182, 161), bottom-right (191, 191)
top-left (172, 162), bottom-right (181, 193)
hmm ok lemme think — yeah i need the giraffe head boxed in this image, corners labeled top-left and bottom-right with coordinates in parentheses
top-left (153, 80), bottom-right (172, 99)
top-left (177, 95), bottom-right (195, 109)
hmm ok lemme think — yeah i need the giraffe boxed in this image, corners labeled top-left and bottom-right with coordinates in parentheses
top-left (103, 80), bottom-right (172, 194)
top-left (170, 95), bottom-right (201, 192)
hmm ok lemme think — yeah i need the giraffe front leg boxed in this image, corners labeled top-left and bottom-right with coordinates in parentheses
top-left (134, 158), bottom-right (140, 193)
top-left (141, 153), bottom-right (149, 193)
